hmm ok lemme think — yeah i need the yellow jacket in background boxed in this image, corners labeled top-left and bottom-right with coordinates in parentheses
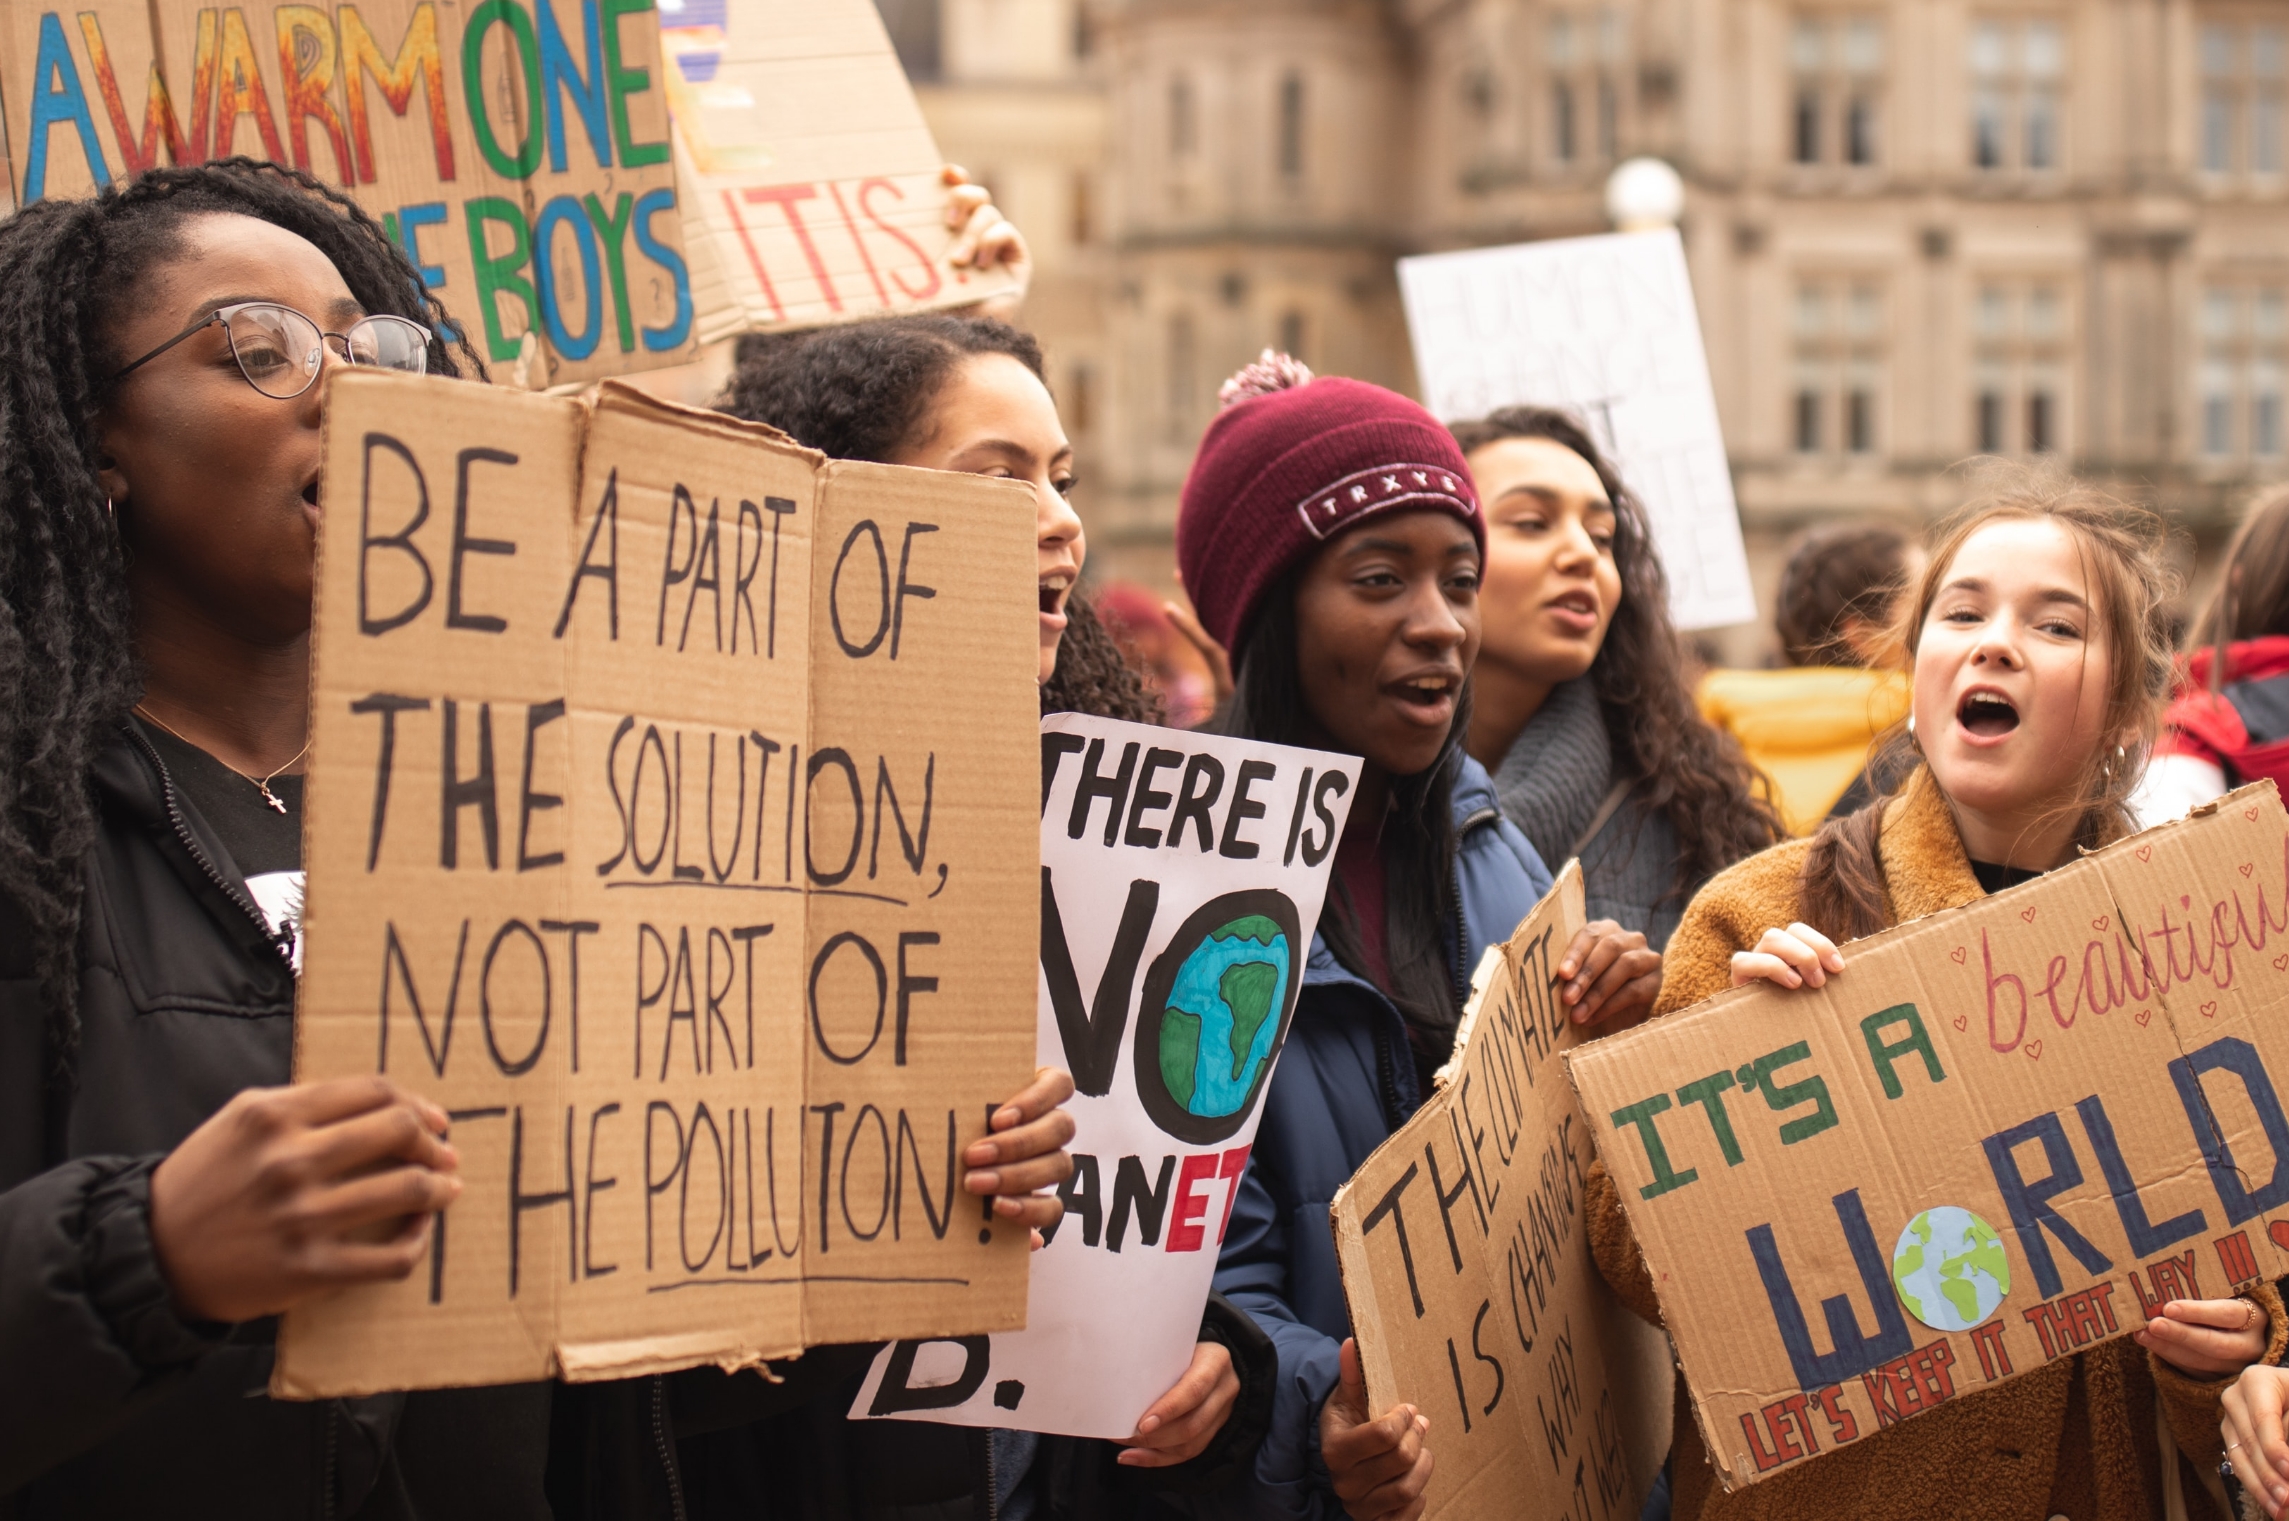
top-left (1695, 665), bottom-right (1909, 835)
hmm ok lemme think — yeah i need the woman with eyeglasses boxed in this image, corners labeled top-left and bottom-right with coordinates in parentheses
top-left (0, 159), bottom-right (1076, 1521)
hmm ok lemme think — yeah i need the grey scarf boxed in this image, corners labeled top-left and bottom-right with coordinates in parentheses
top-left (1492, 676), bottom-right (1690, 948)
top-left (1492, 677), bottom-right (1612, 867)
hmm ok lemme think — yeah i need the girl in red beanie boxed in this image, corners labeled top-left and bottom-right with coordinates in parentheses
top-left (1186, 355), bottom-right (1645, 1521)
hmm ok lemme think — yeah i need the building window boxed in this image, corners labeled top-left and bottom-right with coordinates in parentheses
top-left (1170, 76), bottom-right (1197, 159)
top-left (1795, 381), bottom-right (1823, 452)
top-left (1278, 310), bottom-right (1307, 364)
top-left (1071, 171), bottom-right (1093, 246)
top-left (1066, 362), bottom-right (1094, 436)
top-left (1971, 279), bottom-right (2071, 454)
top-left (1970, 17), bottom-right (2065, 172)
top-left (1166, 313), bottom-right (1197, 443)
top-left (1278, 72), bottom-right (1306, 181)
top-left (2200, 20), bottom-right (2287, 178)
top-left (1792, 281), bottom-right (1884, 457)
top-left (1791, 14), bottom-right (1884, 167)
top-left (1547, 11), bottom-right (1624, 167)
top-left (2200, 284), bottom-right (2289, 461)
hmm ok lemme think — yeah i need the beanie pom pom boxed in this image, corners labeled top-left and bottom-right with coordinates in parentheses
top-left (1217, 350), bottom-right (1315, 411)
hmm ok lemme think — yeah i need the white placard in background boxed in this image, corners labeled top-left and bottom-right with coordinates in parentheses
top-left (851, 715), bottom-right (1358, 1439)
top-left (1399, 229), bottom-right (1757, 631)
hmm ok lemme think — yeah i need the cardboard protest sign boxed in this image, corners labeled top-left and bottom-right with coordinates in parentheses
top-left (1398, 230), bottom-right (1756, 632)
top-left (848, 715), bottom-right (1359, 1437)
top-left (659, 0), bottom-right (1020, 344)
top-left (275, 368), bottom-right (1039, 1396)
top-left (1332, 862), bottom-right (1673, 1521)
top-left (0, 0), bottom-right (1002, 379)
top-left (1566, 784), bottom-right (2289, 1491)
top-left (1, 0), bottom-right (701, 384)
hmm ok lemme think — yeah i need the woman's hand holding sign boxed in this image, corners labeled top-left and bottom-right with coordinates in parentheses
top-left (2225, 1365), bottom-right (2289, 1517)
top-left (1730, 922), bottom-right (1846, 990)
top-left (1320, 1338), bottom-right (1433, 1521)
top-left (149, 1076), bottom-right (461, 1324)
top-left (1116, 1340), bottom-right (1240, 1467)
top-left (964, 1066), bottom-right (1078, 1247)
top-left (2136, 1296), bottom-right (2269, 1376)
top-left (1556, 920), bottom-right (1662, 1029)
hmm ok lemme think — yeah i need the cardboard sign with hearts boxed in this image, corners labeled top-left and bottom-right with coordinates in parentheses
top-left (1568, 782), bottom-right (2289, 1491)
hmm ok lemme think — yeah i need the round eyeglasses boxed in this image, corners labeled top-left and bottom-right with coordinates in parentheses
top-left (110, 300), bottom-right (431, 399)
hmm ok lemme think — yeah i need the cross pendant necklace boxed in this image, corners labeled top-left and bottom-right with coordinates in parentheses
top-left (133, 704), bottom-right (309, 813)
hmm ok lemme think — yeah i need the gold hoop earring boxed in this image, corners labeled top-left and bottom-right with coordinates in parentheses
top-left (1906, 713), bottom-right (1917, 737)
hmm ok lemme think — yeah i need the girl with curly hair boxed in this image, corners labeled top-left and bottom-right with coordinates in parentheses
top-left (1449, 407), bottom-right (1781, 1029)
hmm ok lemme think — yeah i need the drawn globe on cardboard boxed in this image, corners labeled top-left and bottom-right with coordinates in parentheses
top-left (1891, 1205), bottom-right (2010, 1333)
top-left (1132, 889), bottom-right (1302, 1146)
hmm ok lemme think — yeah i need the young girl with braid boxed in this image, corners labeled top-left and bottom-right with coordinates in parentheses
top-left (0, 161), bottom-right (1074, 1521)
top-left (1586, 479), bottom-right (2284, 1521)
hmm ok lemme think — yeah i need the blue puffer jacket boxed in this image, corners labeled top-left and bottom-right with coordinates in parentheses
top-left (1206, 755), bottom-right (1550, 1519)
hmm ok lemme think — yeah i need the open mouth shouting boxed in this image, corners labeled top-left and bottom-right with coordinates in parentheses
top-left (1545, 587), bottom-right (1601, 635)
top-left (1956, 687), bottom-right (2021, 740)
top-left (1388, 668), bottom-right (1461, 725)
top-left (1039, 570), bottom-right (1073, 629)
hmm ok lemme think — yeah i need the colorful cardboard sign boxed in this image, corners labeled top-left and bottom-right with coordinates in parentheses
top-left (0, 0), bottom-right (1012, 382)
top-left (2, 0), bottom-right (699, 384)
top-left (1566, 784), bottom-right (2289, 1489)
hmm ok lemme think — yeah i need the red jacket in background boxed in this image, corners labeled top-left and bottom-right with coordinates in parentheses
top-left (2157, 634), bottom-right (2289, 789)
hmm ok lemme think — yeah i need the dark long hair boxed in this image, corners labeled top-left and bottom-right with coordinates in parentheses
top-left (1449, 407), bottom-right (1780, 892)
top-left (1220, 572), bottom-right (1467, 1065)
top-left (718, 315), bottom-right (1158, 724)
top-left (0, 159), bottom-right (475, 1067)
top-left (1799, 474), bottom-right (2176, 942)
top-left (1776, 521), bottom-right (1914, 667)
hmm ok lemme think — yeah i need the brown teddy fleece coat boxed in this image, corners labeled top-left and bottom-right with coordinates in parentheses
top-left (1585, 768), bottom-right (2288, 1521)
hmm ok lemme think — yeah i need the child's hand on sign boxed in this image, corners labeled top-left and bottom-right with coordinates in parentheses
top-left (1730, 921), bottom-right (1846, 991)
top-left (964, 1065), bottom-right (1078, 1247)
top-left (2138, 1296), bottom-right (2271, 1377)
top-left (147, 1076), bottom-right (462, 1324)
top-left (1557, 920), bottom-right (1662, 1030)
top-left (2224, 1364), bottom-right (2289, 1517)
top-left (1116, 1340), bottom-right (1240, 1467)
top-left (942, 166), bottom-right (1031, 321)
top-left (1319, 1338), bottom-right (1433, 1521)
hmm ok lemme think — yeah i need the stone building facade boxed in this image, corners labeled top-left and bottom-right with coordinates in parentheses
top-left (904, 0), bottom-right (2289, 650)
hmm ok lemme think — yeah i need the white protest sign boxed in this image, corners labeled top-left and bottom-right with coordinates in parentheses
top-left (850, 715), bottom-right (1360, 1437)
top-left (1398, 229), bottom-right (1756, 632)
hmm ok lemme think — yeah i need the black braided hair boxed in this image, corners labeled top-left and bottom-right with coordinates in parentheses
top-left (0, 158), bottom-right (478, 1069)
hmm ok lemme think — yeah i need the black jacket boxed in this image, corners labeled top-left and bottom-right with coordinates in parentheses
top-left (3, 726), bottom-right (1274, 1520)
top-left (549, 1293), bottom-right (1274, 1521)
top-left (0, 725), bottom-right (552, 1519)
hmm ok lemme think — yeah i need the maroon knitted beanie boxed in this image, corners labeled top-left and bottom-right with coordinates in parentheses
top-left (1175, 357), bottom-right (1483, 659)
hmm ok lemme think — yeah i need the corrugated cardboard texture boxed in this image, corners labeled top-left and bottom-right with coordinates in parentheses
top-left (1333, 863), bottom-right (1674, 1521)
top-left (662, 0), bottom-right (1019, 341)
top-left (276, 369), bottom-right (1037, 1397)
top-left (2, 0), bottom-right (695, 383)
top-left (1566, 783), bottom-right (2289, 1491)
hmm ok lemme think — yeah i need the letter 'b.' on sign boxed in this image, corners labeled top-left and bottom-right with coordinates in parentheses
top-left (276, 369), bottom-right (1039, 1397)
